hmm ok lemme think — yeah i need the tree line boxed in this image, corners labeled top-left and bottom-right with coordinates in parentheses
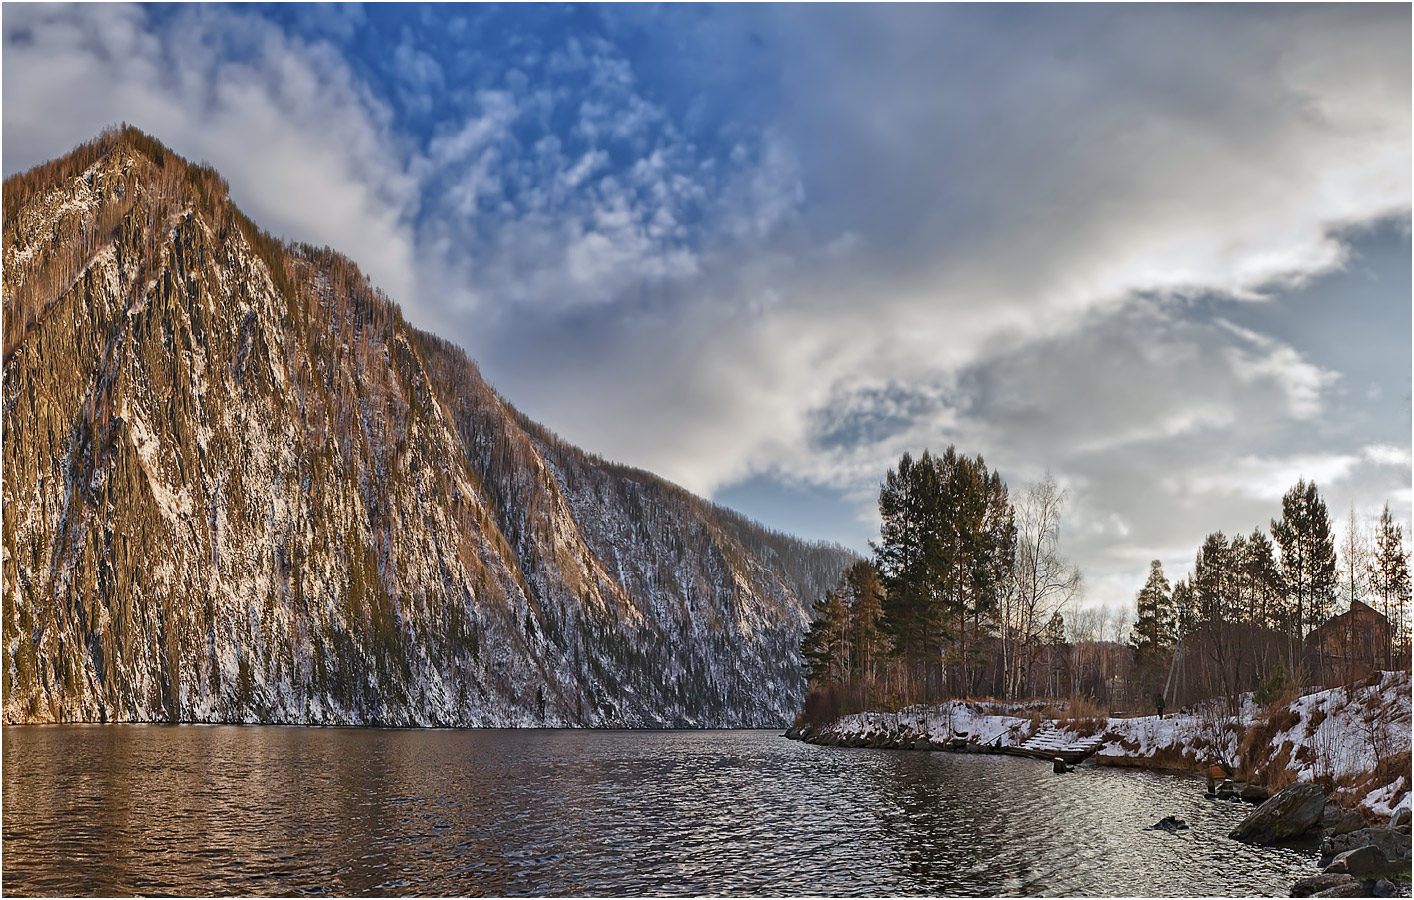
top-left (800, 449), bottom-right (1411, 722)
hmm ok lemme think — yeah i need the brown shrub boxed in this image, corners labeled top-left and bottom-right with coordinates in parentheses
top-left (1061, 694), bottom-right (1106, 721)
top-left (1266, 743), bottom-right (1298, 790)
top-left (1270, 706), bottom-right (1301, 733)
top-left (1375, 749), bottom-right (1412, 785)
top-left (1067, 717), bottom-right (1108, 738)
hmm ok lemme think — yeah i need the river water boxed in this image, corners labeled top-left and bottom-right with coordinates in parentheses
top-left (4, 725), bottom-right (1318, 896)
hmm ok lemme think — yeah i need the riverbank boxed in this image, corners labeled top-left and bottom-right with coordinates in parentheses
top-left (788, 670), bottom-right (1411, 820)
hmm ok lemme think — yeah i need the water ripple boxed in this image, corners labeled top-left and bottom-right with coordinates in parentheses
top-left (3, 726), bottom-right (1317, 896)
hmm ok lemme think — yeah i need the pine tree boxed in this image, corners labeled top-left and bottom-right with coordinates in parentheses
top-left (1368, 503), bottom-right (1411, 666)
top-left (873, 451), bottom-right (935, 664)
top-left (841, 561), bottom-right (886, 683)
top-left (871, 446), bottom-right (1016, 698)
top-left (1130, 560), bottom-right (1173, 654)
top-left (1240, 527), bottom-right (1284, 630)
top-left (801, 590), bottom-right (850, 686)
top-left (1272, 479), bottom-right (1338, 673)
top-left (1171, 578), bottom-right (1197, 640)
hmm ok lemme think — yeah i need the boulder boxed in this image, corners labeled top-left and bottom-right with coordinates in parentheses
top-left (1054, 758), bottom-right (1069, 774)
top-left (1241, 784), bottom-right (1272, 803)
top-left (1321, 828), bottom-right (1413, 868)
top-left (1327, 811), bottom-right (1369, 837)
top-left (1325, 846), bottom-right (1407, 880)
top-left (1311, 882), bottom-right (1368, 898)
top-left (1371, 879), bottom-right (1399, 898)
top-left (1292, 872), bottom-right (1356, 897)
top-left (1230, 783), bottom-right (1326, 844)
top-left (1391, 807), bottom-right (1411, 829)
top-left (1151, 816), bottom-right (1188, 833)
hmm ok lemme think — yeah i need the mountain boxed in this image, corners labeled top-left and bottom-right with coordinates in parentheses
top-left (1, 127), bottom-right (854, 727)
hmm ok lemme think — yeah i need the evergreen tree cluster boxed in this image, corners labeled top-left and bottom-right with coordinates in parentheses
top-left (800, 446), bottom-right (1047, 714)
top-left (1133, 479), bottom-right (1410, 711)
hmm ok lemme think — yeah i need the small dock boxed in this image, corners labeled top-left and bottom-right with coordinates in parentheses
top-left (1006, 724), bottom-right (1105, 764)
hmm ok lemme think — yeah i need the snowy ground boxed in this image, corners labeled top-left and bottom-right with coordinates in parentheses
top-left (817, 670), bottom-right (1411, 819)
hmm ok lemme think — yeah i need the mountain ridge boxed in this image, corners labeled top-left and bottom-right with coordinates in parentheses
top-left (1, 126), bottom-right (855, 727)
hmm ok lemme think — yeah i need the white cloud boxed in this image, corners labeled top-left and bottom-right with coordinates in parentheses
top-left (1363, 444), bottom-right (1413, 469)
top-left (1173, 453), bottom-right (1363, 502)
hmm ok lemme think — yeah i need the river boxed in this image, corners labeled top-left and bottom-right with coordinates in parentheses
top-left (3, 725), bottom-right (1318, 896)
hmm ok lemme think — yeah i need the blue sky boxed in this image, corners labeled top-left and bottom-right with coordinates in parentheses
top-left (5, 3), bottom-right (1410, 615)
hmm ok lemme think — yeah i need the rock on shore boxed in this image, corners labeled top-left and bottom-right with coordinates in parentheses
top-left (1230, 783), bottom-right (1325, 844)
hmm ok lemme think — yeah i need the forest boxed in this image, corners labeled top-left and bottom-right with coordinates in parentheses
top-left (800, 448), bottom-right (1412, 722)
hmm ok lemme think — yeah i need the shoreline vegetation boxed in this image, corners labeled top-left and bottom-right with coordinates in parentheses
top-left (787, 669), bottom-right (1411, 823)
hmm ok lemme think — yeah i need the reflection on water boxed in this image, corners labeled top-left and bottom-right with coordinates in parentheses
top-left (3, 726), bottom-right (1317, 896)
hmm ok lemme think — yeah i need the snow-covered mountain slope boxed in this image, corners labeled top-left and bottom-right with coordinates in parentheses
top-left (1, 128), bottom-right (854, 727)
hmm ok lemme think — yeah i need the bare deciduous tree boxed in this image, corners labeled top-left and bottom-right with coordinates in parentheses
top-left (1001, 474), bottom-right (1080, 699)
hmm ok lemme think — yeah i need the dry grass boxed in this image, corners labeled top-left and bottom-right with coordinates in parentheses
top-left (1306, 705), bottom-right (1327, 735)
top-left (1237, 695), bottom-right (1305, 787)
top-left (1330, 750), bottom-right (1410, 816)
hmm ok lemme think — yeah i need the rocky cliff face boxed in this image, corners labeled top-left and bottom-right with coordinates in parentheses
top-left (1, 128), bottom-right (853, 727)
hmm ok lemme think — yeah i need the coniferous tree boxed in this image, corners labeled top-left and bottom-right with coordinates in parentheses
top-left (841, 561), bottom-right (887, 683)
top-left (1130, 560), bottom-right (1174, 654)
top-left (1240, 527), bottom-right (1285, 631)
top-left (872, 446), bottom-right (1016, 699)
top-left (874, 451), bottom-right (936, 665)
top-left (1238, 526), bottom-right (1287, 683)
top-left (1194, 532), bottom-right (1262, 709)
top-left (801, 590), bottom-right (850, 687)
top-left (1171, 578), bottom-right (1197, 640)
top-left (1272, 479), bottom-right (1338, 672)
top-left (1368, 503), bottom-right (1412, 666)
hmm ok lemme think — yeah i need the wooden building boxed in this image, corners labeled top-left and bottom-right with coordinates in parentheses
top-left (1304, 599), bottom-right (1392, 686)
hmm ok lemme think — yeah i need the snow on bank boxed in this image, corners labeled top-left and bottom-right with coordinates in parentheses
top-left (827, 702), bottom-right (1032, 747)
top-left (817, 671), bottom-right (1411, 816)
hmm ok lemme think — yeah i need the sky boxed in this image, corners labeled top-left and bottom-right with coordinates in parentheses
top-left (4, 3), bottom-right (1411, 614)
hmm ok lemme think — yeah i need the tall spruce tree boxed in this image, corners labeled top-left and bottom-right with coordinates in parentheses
top-left (1130, 560), bottom-right (1174, 654)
